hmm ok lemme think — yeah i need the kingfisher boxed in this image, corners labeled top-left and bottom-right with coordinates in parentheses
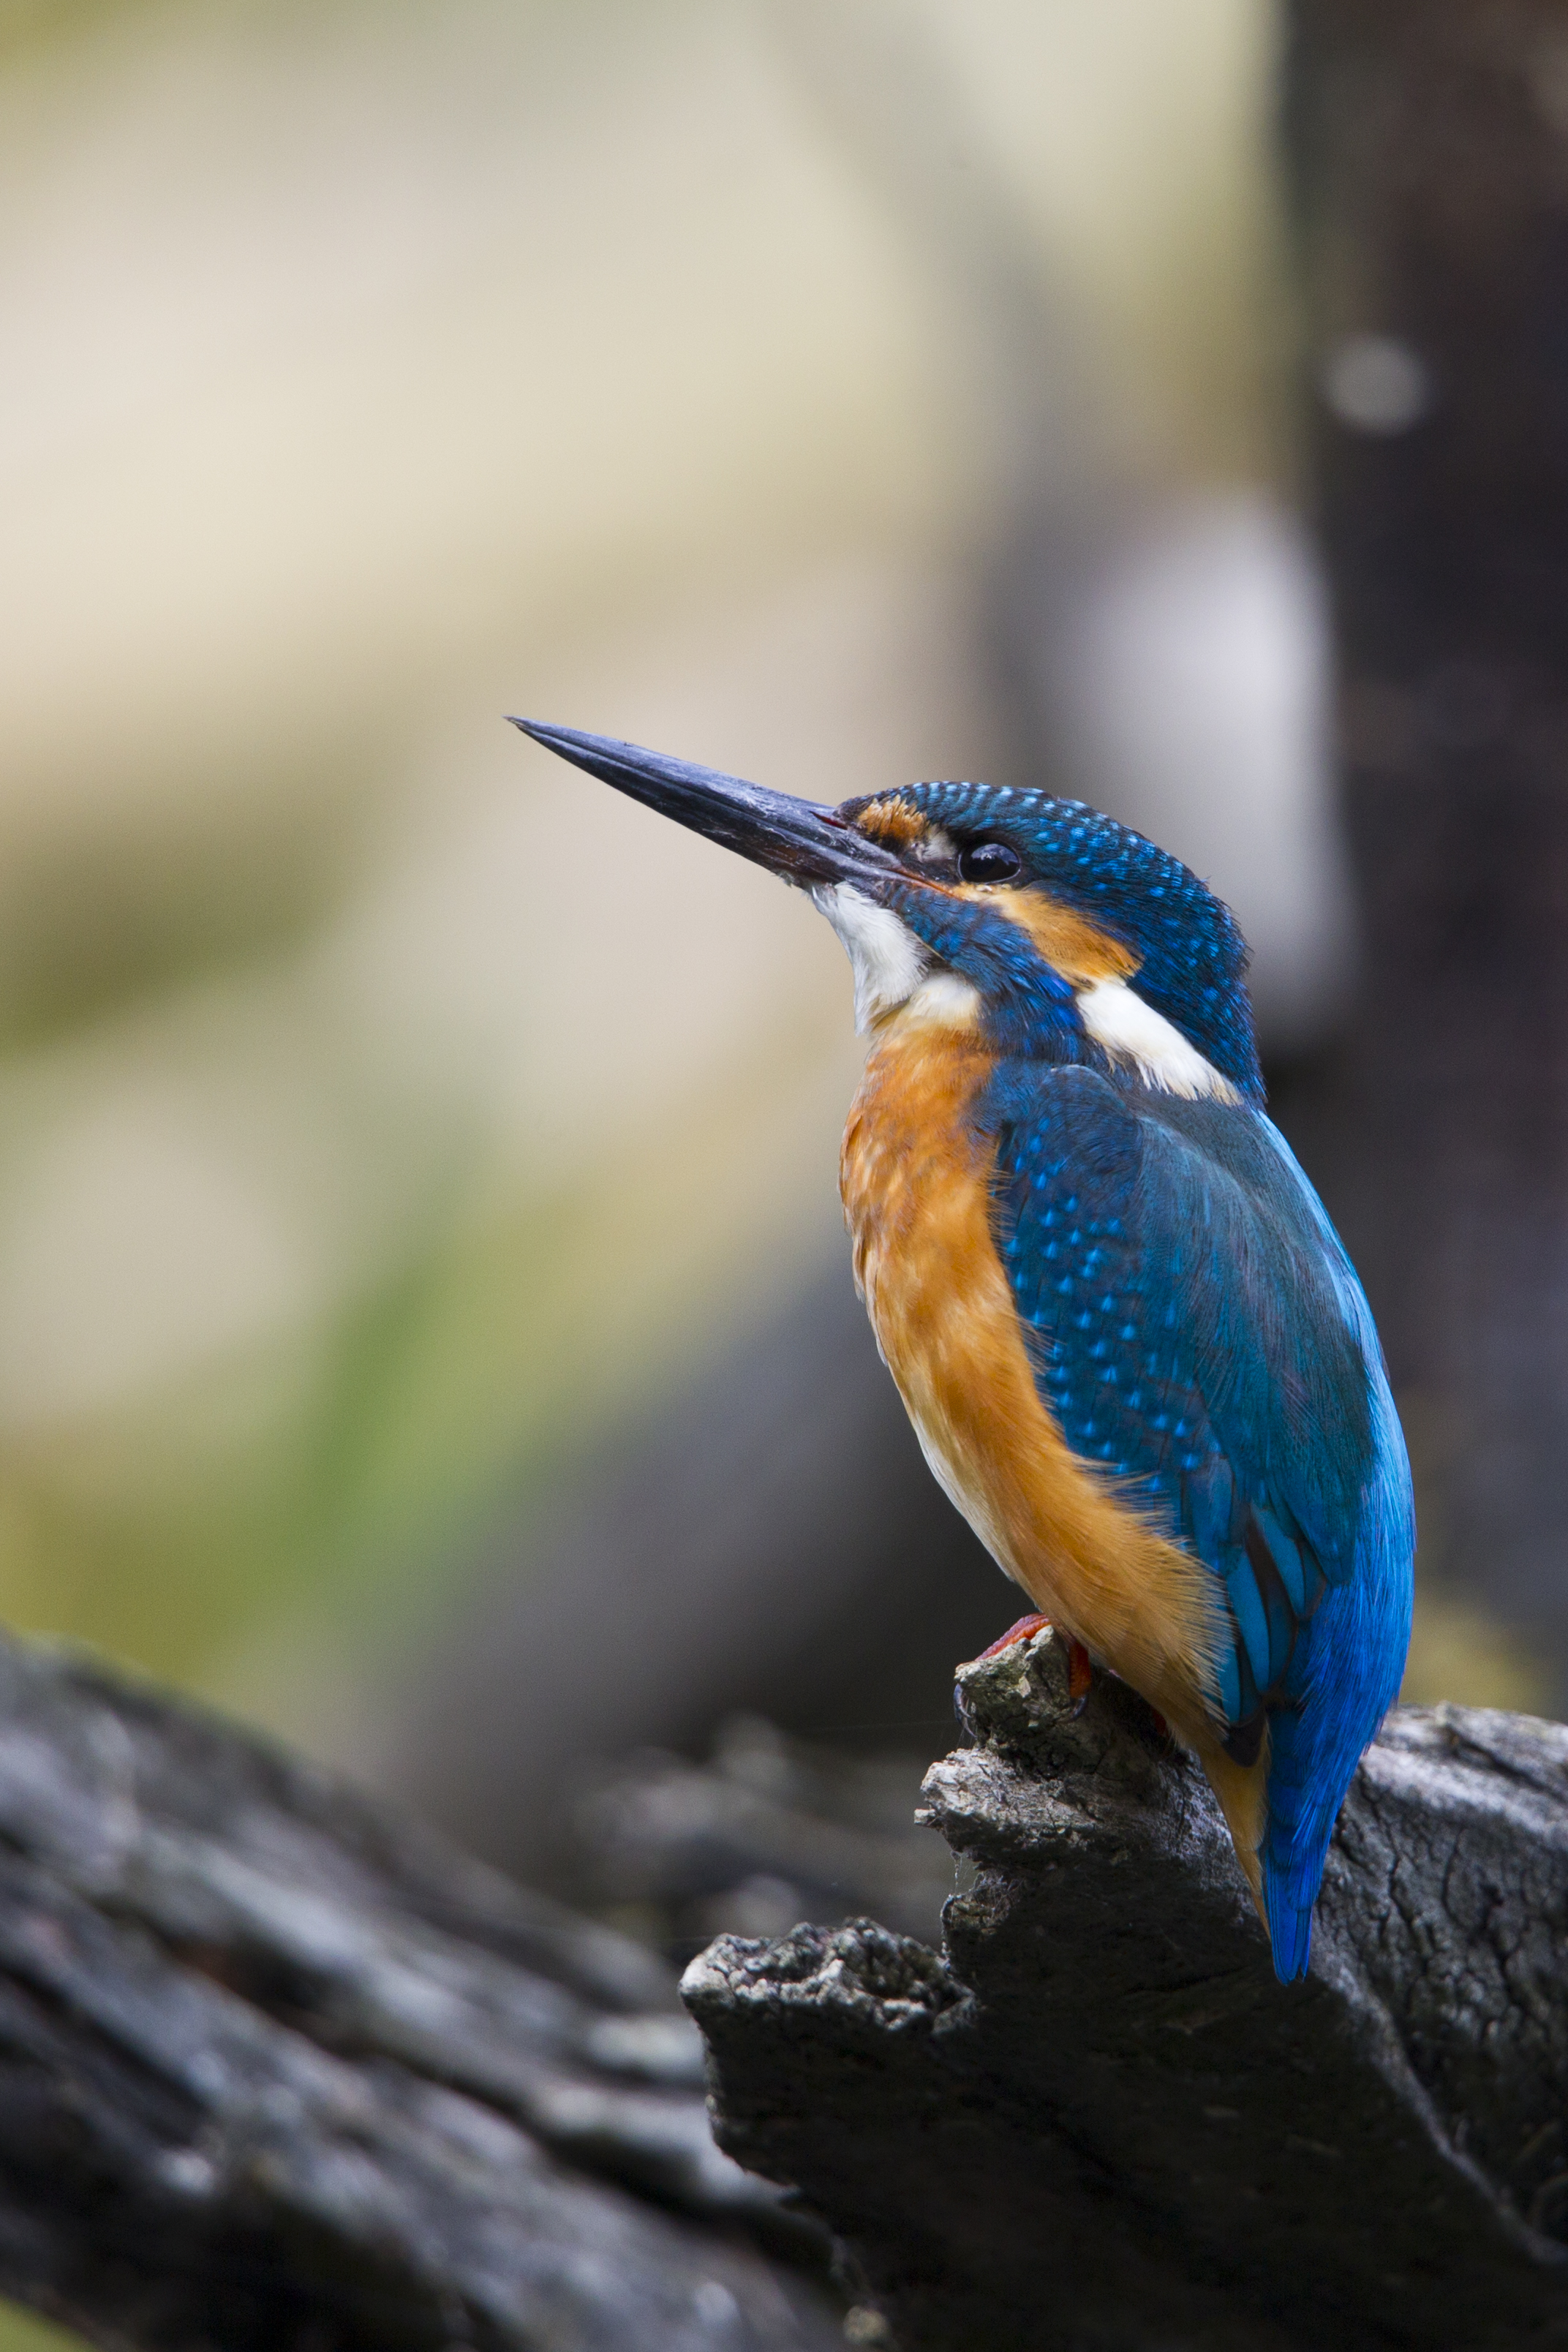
top-left (510, 717), bottom-right (1414, 1982)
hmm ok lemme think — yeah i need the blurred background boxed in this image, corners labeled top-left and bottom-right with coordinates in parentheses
top-left (0, 2), bottom-right (1562, 2331)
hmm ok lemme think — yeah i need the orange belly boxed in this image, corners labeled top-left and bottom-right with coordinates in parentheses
top-left (840, 1014), bottom-right (1268, 1891)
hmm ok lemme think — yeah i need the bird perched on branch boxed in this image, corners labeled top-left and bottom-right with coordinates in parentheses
top-left (511, 718), bottom-right (1414, 1982)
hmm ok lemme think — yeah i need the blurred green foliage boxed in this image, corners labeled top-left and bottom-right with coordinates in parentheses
top-left (0, 2305), bottom-right (78, 2352)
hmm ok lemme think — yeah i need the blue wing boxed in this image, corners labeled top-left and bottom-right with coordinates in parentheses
top-left (984, 1061), bottom-right (1414, 1976)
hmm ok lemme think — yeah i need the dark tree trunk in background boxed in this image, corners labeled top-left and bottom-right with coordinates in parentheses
top-left (1286, 0), bottom-right (1568, 1681)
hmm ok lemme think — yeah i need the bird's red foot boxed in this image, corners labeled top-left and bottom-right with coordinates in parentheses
top-left (975, 1612), bottom-right (1051, 1661)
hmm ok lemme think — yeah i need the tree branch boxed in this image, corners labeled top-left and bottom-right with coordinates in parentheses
top-left (685, 1630), bottom-right (1568, 2351)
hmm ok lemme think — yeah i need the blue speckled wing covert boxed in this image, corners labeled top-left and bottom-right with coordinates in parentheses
top-left (984, 1060), bottom-right (1414, 1975)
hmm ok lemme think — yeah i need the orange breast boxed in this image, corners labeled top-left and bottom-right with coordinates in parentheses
top-left (840, 1019), bottom-right (1231, 1754)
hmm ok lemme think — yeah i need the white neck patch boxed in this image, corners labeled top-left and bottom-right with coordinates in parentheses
top-left (811, 882), bottom-right (928, 1032)
top-left (1077, 977), bottom-right (1238, 1102)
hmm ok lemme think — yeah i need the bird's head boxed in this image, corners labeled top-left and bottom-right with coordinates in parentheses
top-left (511, 720), bottom-right (1262, 1104)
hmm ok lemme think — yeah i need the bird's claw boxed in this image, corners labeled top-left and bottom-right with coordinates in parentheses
top-left (973, 1612), bottom-right (1051, 1662)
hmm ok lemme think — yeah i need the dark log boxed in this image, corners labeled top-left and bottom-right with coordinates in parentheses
top-left (0, 1635), bottom-right (843, 2351)
top-left (3, 1601), bottom-right (1567, 2348)
top-left (686, 1629), bottom-right (1568, 2351)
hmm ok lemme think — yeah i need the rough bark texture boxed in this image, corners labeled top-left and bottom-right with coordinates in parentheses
top-left (0, 1635), bottom-right (843, 2351)
top-left (1284, 0), bottom-right (1568, 1686)
top-left (686, 1629), bottom-right (1568, 2351)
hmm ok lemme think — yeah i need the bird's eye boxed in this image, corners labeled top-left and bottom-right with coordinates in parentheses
top-left (957, 840), bottom-right (1022, 884)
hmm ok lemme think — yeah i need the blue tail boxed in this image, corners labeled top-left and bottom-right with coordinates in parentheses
top-left (1264, 1856), bottom-right (1317, 1983)
top-left (1260, 1493), bottom-right (1411, 1983)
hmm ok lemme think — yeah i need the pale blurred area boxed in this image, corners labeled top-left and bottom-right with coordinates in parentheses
top-left (0, 0), bottom-right (1537, 2155)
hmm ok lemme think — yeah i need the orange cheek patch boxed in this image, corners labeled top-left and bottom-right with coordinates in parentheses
top-left (965, 886), bottom-right (1138, 985)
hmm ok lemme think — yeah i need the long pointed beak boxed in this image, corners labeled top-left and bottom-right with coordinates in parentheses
top-left (508, 718), bottom-right (904, 891)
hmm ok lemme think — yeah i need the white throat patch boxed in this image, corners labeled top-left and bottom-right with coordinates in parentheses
top-left (810, 883), bottom-right (1238, 1091)
top-left (1077, 978), bottom-right (1237, 1102)
top-left (811, 882), bottom-right (928, 1032)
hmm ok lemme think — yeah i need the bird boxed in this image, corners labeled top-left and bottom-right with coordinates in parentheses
top-left (509, 717), bottom-right (1414, 1983)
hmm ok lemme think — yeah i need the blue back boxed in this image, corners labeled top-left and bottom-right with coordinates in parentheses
top-left (980, 1063), bottom-right (1414, 1980)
